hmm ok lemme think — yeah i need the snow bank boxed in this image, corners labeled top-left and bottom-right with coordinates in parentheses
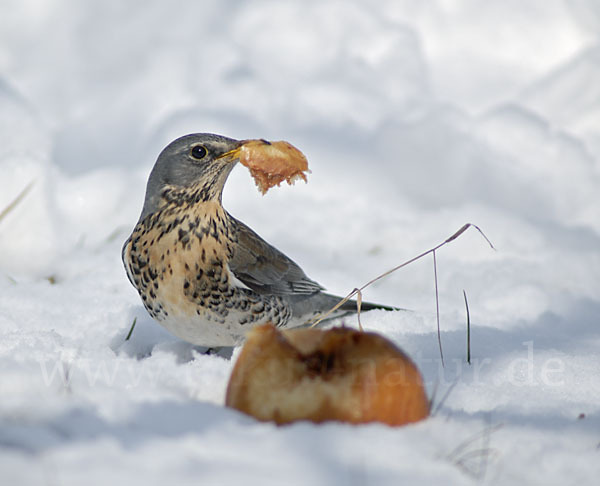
top-left (1, 0), bottom-right (599, 484)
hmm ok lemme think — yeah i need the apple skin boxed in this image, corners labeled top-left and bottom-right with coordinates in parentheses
top-left (226, 324), bottom-right (430, 426)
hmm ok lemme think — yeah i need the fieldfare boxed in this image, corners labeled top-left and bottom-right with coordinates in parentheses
top-left (122, 133), bottom-right (390, 346)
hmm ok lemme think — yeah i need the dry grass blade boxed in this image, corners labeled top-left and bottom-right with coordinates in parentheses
top-left (447, 423), bottom-right (502, 480)
top-left (105, 226), bottom-right (126, 243)
top-left (454, 448), bottom-right (498, 479)
top-left (355, 288), bottom-right (363, 332)
top-left (430, 379), bottom-right (458, 416)
top-left (428, 380), bottom-right (439, 413)
top-left (445, 223), bottom-right (495, 250)
top-left (125, 317), bottom-right (137, 341)
top-left (446, 423), bottom-right (502, 462)
top-left (309, 289), bottom-right (357, 327)
top-left (0, 181), bottom-right (35, 224)
top-left (464, 289), bottom-right (471, 365)
top-left (433, 249), bottom-right (444, 367)
top-left (310, 223), bottom-right (495, 327)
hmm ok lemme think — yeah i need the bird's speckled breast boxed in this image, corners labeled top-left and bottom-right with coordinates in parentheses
top-left (124, 201), bottom-right (233, 335)
top-left (123, 200), bottom-right (290, 346)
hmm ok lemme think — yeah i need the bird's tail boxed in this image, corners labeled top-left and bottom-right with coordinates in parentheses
top-left (287, 292), bottom-right (399, 328)
top-left (334, 294), bottom-right (398, 313)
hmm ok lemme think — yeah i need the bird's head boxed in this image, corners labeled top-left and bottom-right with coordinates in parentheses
top-left (140, 133), bottom-right (244, 219)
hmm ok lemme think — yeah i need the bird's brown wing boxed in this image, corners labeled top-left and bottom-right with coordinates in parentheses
top-left (227, 215), bottom-right (324, 295)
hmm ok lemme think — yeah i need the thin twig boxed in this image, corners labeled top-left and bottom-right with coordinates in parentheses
top-left (0, 181), bottom-right (35, 224)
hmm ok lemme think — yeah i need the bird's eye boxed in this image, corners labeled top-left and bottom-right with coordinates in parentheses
top-left (190, 145), bottom-right (207, 160)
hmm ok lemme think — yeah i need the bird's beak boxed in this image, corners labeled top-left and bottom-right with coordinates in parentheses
top-left (217, 141), bottom-right (246, 163)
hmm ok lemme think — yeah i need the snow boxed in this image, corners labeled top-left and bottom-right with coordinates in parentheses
top-left (1, 0), bottom-right (599, 484)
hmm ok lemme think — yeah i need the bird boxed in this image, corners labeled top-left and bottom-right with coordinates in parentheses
top-left (122, 133), bottom-right (392, 347)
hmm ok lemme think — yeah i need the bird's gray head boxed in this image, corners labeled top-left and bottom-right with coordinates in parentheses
top-left (140, 133), bottom-right (243, 219)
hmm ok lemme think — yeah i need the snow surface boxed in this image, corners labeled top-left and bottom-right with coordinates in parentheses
top-left (1, 0), bottom-right (599, 484)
